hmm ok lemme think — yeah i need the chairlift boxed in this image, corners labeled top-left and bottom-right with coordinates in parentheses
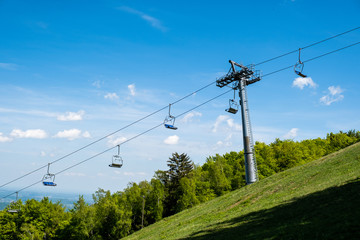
top-left (7, 192), bottom-right (20, 213)
top-left (294, 48), bottom-right (307, 78)
top-left (164, 104), bottom-right (178, 130)
top-left (226, 99), bottom-right (239, 114)
top-left (225, 90), bottom-right (239, 114)
top-left (109, 145), bottom-right (123, 168)
top-left (42, 163), bottom-right (57, 186)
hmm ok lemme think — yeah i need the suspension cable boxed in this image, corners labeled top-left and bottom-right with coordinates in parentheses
top-left (255, 26), bottom-right (360, 66)
top-left (3, 40), bottom-right (360, 199)
top-left (1, 27), bottom-right (359, 190)
top-left (1, 88), bottom-right (233, 199)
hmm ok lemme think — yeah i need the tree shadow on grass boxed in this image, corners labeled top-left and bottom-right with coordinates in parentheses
top-left (182, 178), bottom-right (360, 240)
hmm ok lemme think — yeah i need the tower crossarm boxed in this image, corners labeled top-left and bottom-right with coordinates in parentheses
top-left (216, 60), bottom-right (261, 88)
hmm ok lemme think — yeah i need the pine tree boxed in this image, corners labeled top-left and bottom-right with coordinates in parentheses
top-left (164, 152), bottom-right (193, 216)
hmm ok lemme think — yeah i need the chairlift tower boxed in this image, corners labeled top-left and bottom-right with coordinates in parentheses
top-left (216, 60), bottom-right (261, 185)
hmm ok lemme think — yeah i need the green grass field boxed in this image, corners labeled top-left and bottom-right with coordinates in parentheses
top-left (124, 142), bottom-right (360, 239)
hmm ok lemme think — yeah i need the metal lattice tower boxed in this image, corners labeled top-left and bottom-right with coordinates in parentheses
top-left (216, 60), bottom-right (261, 184)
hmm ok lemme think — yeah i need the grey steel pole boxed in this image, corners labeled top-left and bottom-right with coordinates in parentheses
top-left (217, 60), bottom-right (260, 185)
top-left (238, 79), bottom-right (258, 184)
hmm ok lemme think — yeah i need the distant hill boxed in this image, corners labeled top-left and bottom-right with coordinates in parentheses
top-left (124, 142), bottom-right (360, 239)
top-left (0, 190), bottom-right (93, 211)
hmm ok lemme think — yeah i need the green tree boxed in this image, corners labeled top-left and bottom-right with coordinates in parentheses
top-left (92, 189), bottom-right (132, 239)
top-left (203, 155), bottom-right (231, 196)
top-left (192, 165), bottom-right (216, 203)
top-left (164, 153), bottom-right (194, 216)
top-left (176, 176), bottom-right (199, 212)
top-left (147, 178), bottom-right (165, 223)
top-left (59, 195), bottom-right (95, 240)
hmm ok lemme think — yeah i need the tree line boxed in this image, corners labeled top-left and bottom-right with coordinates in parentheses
top-left (1, 130), bottom-right (359, 239)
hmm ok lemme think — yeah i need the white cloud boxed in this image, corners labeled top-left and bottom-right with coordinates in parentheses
top-left (213, 139), bottom-right (232, 150)
top-left (53, 129), bottom-right (83, 140)
top-left (92, 80), bottom-right (103, 88)
top-left (292, 77), bottom-right (317, 90)
top-left (128, 84), bottom-right (136, 96)
top-left (320, 86), bottom-right (344, 106)
top-left (328, 86), bottom-right (343, 95)
top-left (216, 140), bottom-right (223, 146)
top-left (104, 93), bottom-right (119, 100)
top-left (40, 151), bottom-right (46, 157)
top-left (82, 131), bottom-right (91, 138)
top-left (212, 115), bottom-right (242, 133)
top-left (10, 129), bottom-right (48, 139)
top-left (0, 63), bottom-right (17, 70)
top-left (164, 135), bottom-right (179, 145)
top-left (283, 128), bottom-right (299, 139)
top-left (0, 133), bottom-right (12, 142)
top-left (118, 6), bottom-right (167, 32)
top-left (181, 111), bottom-right (202, 123)
top-left (108, 136), bottom-right (127, 146)
top-left (226, 119), bottom-right (242, 131)
top-left (212, 115), bottom-right (230, 133)
top-left (57, 110), bottom-right (85, 121)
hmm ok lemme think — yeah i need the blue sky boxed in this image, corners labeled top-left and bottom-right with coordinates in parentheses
top-left (0, 0), bottom-right (359, 198)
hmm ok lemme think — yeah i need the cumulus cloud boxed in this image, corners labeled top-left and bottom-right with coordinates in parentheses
top-left (216, 140), bottom-right (223, 146)
top-left (226, 119), bottom-right (242, 131)
top-left (283, 128), bottom-right (299, 139)
top-left (164, 135), bottom-right (179, 145)
top-left (104, 93), bottom-right (119, 100)
top-left (320, 86), bottom-right (344, 105)
top-left (0, 133), bottom-right (12, 142)
top-left (108, 136), bottom-right (127, 146)
top-left (181, 111), bottom-right (202, 123)
top-left (292, 77), bottom-right (317, 90)
top-left (212, 115), bottom-right (242, 133)
top-left (82, 131), bottom-right (91, 138)
top-left (53, 129), bottom-right (88, 140)
top-left (214, 139), bottom-right (232, 150)
top-left (212, 115), bottom-right (230, 133)
top-left (10, 129), bottom-right (47, 139)
top-left (118, 6), bottom-right (167, 32)
top-left (128, 84), bottom-right (136, 96)
top-left (92, 80), bottom-right (103, 88)
top-left (57, 110), bottom-right (85, 121)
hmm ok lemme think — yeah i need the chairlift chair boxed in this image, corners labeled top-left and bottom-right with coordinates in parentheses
top-left (226, 99), bottom-right (239, 114)
top-left (164, 104), bottom-right (178, 130)
top-left (109, 145), bottom-right (123, 168)
top-left (7, 192), bottom-right (20, 213)
top-left (42, 163), bottom-right (57, 186)
top-left (294, 48), bottom-right (307, 78)
top-left (7, 209), bottom-right (20, 213)
top-left (225, 89), bottom-right (239, 114)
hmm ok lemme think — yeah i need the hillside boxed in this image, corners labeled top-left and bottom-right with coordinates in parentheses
top-left (124, 142), bottom-right (360, 239)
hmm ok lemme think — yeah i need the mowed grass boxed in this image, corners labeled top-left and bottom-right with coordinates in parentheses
top-left (124, 142), bottom-right (360, 240)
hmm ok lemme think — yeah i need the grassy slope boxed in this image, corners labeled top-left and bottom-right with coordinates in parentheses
top-left (125, 142), bottom-right (360, 240)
